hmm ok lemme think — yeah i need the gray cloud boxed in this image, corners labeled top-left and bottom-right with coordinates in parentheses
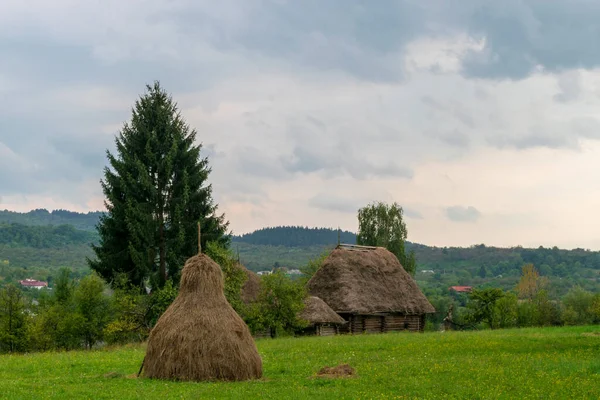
top-left (201, 143), bottom-right (226, 161)
top-left (218, 0), bottom-right (429, 82)
top-left (234, 146), bottom-right (289, 180)
top-left (282, 145), bottom-right (414, 180)
top-left (459, 1), bottom-right (600, 80)
top-left (487, 130), bottom-right (576, 151)
top-left (421, 96), bottom-right (475, 129)
top-left (3, 0), bottom-right (600, 249)
top-left (446, 206), bottom-right (481, 222)
top-left (554, 70), bottom-right (582, 103)
top-left (486, 118), bottom-right (600, 150)
top-left (403, 208), bottom-right (424, 220)
top-left (308, 194), bottom-right (362, 214)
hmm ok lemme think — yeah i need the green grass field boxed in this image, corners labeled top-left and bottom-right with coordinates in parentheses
top-left (1, 326), bottom-right (599, 399)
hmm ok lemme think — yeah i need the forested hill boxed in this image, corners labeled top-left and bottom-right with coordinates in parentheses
top-left (0, 209), bottom-right (104, 232)
top-left (0, 223), bottom-right (99, 248)
top-left (1, 210), bottom-right (599, 296)
top-left (231, 226), bottom-right (357, 247)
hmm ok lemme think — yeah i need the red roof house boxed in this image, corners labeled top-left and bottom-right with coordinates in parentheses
top-left (449, 286), bottom-right (473, 293)
top-left (19, 279), bottom-right (48, 289)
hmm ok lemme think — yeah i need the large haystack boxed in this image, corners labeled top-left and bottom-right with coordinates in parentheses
top-left (300, 296), bottom-right (346, 325)
top-left (142, 254), bottom-right (263, 381)
top-left (306, 246), bottom-right (435, 333)
top-left (237, 263), bottom-right (261, 304)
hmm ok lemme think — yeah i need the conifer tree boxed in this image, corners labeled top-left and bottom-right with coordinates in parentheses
top-left (88, 81), bottom-right (229, 291)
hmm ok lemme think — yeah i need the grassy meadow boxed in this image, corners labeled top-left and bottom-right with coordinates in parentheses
top-left (1, 326), bottom-right (599, 399)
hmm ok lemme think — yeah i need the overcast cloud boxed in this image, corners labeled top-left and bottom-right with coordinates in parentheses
top-left (2, 0), bottom-right (600, 249)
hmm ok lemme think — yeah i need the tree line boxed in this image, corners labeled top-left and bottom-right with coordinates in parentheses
top-left (426, 264), bottom-right (600, 331)
top-left (0, 209), bottom-right (103, 232)
top-left (0, 223), bottom-right (99, 248)
top-left (231, 226), bottom-right (357, 247)
top-left (0, 242), bottom-right (311, 353)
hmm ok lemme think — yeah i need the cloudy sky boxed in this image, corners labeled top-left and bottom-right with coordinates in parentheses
top-left (2, 0), bottom-right (600, 249)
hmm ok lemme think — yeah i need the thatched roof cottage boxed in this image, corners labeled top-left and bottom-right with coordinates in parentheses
top-left (297, 296), bottom-right (347, 336)
top-left (306, 244), bottom-right (436, 333)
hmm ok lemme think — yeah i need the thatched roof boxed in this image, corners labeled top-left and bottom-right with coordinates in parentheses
top-left (306, 246), bottom-right (436, 315)
top-left (143, 253), bottom-right (262, 381)
top-left (237, 262), bottom-right (261, 304)
top-left (299, 296), bottom-right (346, 325)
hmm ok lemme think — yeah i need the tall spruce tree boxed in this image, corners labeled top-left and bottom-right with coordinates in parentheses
top-left (88, 81), bottom-right (230, 291)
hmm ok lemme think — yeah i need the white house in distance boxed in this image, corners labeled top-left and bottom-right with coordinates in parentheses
top-left (19, 279), bottom-right (48, 290)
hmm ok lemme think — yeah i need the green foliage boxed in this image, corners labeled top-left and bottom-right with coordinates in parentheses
top-left (0, 284), bottom-right (30, 352)
top-left (0, 223), bottom-right (99, 248)
top-left (516, 300), bottom-right (538, 328)
top-left (465, 288), bottom-right (505, 329)
top-left (74, 274), bottom-right (111, 349)
top-left (145, 279), bottom-right (178, 327)
top-left (88, 81), bottom-right (230, 291)
top-left (533, 290), bottom-right (561, 326)
top-left (231, 226), bottom-right (356, 247)
top-left (54, 267), bottom-right (76, 305)
top-left (29, 273), bottom-right (85, 351)
top-left (233, 242), bottom-right (334, 272)
top-left (0, 209), bottom-right (103, 232)
top-left (561, 286), bottom-right (595, 325)
top-left (246, 270), bottom-right (308, 337)
top-left (356, 201), bottom-right (416, 275)
top-left (103, 272), bottom-right (152, 345)
top-left (591, 294), bottom-right (600, 322)
top-left (3, 217), bottom-right (600, 299)
top-left (103, 284), bottom-right (148, 345)
top-left (299, 250), bottom-right (329, 284)
top-left (494, 291), bottom-right (518, 328)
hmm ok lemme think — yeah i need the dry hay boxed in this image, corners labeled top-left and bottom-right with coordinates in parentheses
top-left (299, 296), bottom-right (346, 325)
top-left (316, 364), bottom-right (356, 378)
top-left (142, 253), bottom-right (263, 382)
top-left (307, 247), bottom-right (436, 315)
top-left (237, 262), bottom-right (261, 304)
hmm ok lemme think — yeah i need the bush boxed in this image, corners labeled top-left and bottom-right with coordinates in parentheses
top-left (562, 286), bottom-right (595, 325)
top-left (245, 270), bottom-right (308, 337)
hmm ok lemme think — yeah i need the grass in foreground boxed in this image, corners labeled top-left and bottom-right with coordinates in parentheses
top-left (1, 325), bottom-right (599, 399)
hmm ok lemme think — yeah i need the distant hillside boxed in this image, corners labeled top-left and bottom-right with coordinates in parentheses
top-left (231, 242), bottom-right (333, 272)
top-left (231, 226), bottom-right (357, 247)
top-left (1, 210), bottom-right (599, 297)
top-left (0, 223), bottom-right (99, 248)
top-left (232, 227), bottom-right (600, 296)
top-left (0, 209), bottom-right (104, 232)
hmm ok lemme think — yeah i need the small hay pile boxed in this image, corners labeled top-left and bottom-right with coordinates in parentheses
top-left (316, 364), bottom-right (356, 378)
top-left (299, 296), bottom-right (346, 325)
top-left (306, 246), bottom-right (435, 315)
top-left (142, 253), bottom-right (263, 381)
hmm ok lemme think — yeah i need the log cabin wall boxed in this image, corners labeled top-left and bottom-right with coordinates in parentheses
top-left (339, 312), bottom-right (426, 334)
top-left (318, 325), bottom-right (337, 336)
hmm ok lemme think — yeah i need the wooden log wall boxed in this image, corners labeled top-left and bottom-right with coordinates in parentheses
top-left (345, 313), bottom-right (426, 334)
top-left (318, 325), bottom-right (337, 336)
